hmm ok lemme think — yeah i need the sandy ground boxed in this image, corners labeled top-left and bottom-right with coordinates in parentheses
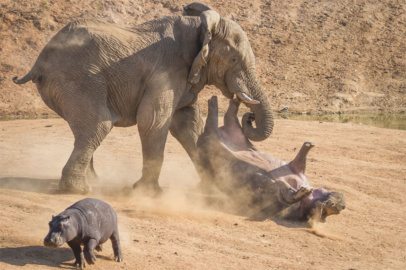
top-left (0, 116), bottom-right (405, 269)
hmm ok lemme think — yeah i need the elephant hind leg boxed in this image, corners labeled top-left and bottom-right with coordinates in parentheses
top-left (87, 156), bottom-right (99, 183)
top-left (60, 110), bottom-right (113, 194)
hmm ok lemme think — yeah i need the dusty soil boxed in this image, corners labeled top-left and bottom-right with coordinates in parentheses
top-left (0, 0), bottom-right (405, 117)
top-left (0, 117), bottom-right (405, 269)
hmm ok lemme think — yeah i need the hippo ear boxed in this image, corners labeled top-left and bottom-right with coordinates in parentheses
top-left (188, 10), bottom-right (221, 84)
top-left (60, 215), bottom-right (70, 222)
top-left (183, 3), bottom-right (213, 16)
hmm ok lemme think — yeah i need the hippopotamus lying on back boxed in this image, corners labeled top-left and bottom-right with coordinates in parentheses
top-left (44, 198), bottom-right (123, 268)
top-left (197, 96), bottom-right (345, 222)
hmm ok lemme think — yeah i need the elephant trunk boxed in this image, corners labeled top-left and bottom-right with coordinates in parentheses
top-left (228, 70), bottom-right (274, 142)
top-left (242, 85), bottom-right (274, 142)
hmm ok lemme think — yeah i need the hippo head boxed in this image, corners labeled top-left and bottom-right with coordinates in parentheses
top-left (302, 189), bottom-right (346, 223)
top-left (44, 215), bottom-right (75, 248)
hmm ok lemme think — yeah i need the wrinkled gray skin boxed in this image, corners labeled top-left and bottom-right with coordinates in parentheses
top-left (197, 96), bottom-right (345, 222)
top-left (12, 2), bottom-right (274, 194)
top-left (44, 198), bottom-right (122, 269)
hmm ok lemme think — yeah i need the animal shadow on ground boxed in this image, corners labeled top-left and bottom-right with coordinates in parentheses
top-left (0, 177), bottom-right (130, 195)
top-left (0, 177), bottom-right (61, 194)
top-left (198, 191), bottom-right (312, 229)
top-left (0, 246), bottom-right (74, 268)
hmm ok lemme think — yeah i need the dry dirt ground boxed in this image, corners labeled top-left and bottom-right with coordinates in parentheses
top-left (0, 115), bottom-right (405, 269)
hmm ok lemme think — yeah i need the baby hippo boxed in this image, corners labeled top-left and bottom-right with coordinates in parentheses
top-left (197, 96), bottom-right (345, 222)
top-left (44, 198), bottom-right (122, 268)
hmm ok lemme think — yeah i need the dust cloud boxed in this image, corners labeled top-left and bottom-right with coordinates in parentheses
top-left (307, 218), bottom-right (345, 241)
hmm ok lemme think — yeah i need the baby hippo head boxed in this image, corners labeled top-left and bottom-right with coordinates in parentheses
top-left (305, 189), bottom-right (346, 223)
top-left (44, 215), bottom-right (75, 248)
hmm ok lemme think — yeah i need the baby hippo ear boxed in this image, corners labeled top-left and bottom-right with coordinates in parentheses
top-left (188, 10), bottom-right (220, 84)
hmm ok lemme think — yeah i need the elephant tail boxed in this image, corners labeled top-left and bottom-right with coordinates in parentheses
top-left (12, 68), bottom-right (38, 84)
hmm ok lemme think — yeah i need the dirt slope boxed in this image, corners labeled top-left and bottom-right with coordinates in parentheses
top-left (0, 117), bottom-right (405, 269)
top-left (0, 0), bottom-right (405, 117)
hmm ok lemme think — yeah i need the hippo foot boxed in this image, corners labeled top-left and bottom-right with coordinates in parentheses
top-left (132, 180), bottom-right (162, 197)
top-left (303, 142), bottom-right (316, 148)
top-left (292, 186), bottom-right (313, 202)
top-left (84, 252), bottom-right (96, 265)
top-left (74, 254), bottom-right (85, 269)
top-left (115, 255), bottom-right (123, 262)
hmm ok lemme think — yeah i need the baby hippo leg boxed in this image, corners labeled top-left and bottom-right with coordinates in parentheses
top-left (95, 244), bottom-right (102, 252)
top-left (84, 239), bottom-right (97, 265)
top-left (111, 230), bottom-right (123, 262)
top-left (68, 242), bottom-right (85, 269)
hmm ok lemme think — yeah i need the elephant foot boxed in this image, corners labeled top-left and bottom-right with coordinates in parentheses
top-left (132, 179), bottom-right (162, 197)
top-left (59, 177), bottom-right (92, 195)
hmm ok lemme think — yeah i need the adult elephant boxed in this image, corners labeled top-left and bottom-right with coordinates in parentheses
top-left (13, 2), bottom-right (274, 194)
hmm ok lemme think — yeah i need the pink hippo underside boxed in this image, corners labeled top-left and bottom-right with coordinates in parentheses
top-left (196, 96), bottom-right (345, 222)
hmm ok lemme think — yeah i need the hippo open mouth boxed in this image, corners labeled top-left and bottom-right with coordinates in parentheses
top-left (318, 192), bottom-right (346, 222)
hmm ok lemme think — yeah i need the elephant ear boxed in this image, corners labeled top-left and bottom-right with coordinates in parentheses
top-left (188, 10), bottom-right (220, 85)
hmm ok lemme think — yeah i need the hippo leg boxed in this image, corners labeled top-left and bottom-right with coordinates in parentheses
top-left (275, 181), bottom-right (313, 204)
top-left (95, 244), bottom-right (102, 252)
top-left (68, 242), bottom-right (85, 269)
top-left (111, 230), bottom-right (123, 262)
top-left (289, 142), bottom-right (315, 174)
top-left (83, 239), bottom-right (97, 265)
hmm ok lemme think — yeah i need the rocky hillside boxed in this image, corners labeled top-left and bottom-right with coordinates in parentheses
top-left (0, 0), bottom-right (405, 117)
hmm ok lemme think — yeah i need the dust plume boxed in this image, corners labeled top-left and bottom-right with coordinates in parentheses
top-left (307, 217), bottom-right (344, 241)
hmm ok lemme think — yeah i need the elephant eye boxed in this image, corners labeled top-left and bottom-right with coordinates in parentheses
top-left (232, 57), bottom-right (238, 63)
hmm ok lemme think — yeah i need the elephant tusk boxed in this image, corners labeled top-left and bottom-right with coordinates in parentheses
top-left (236, 92), bottom-right (260, 105)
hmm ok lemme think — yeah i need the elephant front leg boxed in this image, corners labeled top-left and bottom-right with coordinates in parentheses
top-left (169, 103), bottom-right (214, 189)
top-left (134, 94), bottom-right (173, 195)
top-left (170, 102), bottom-right (204, 164)
top-left (133, 126), bottom-right (169, 195)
